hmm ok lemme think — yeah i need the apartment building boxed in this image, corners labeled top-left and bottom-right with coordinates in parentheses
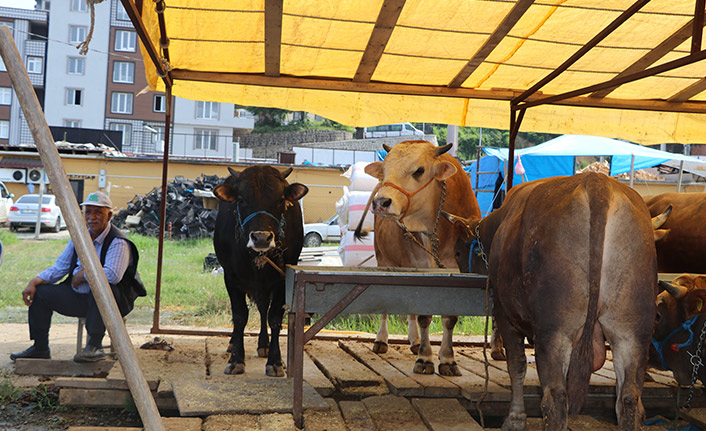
top-left (0, 5), bottom-right (47, 148)
top-left (3, 0), bottom-right (254, 160)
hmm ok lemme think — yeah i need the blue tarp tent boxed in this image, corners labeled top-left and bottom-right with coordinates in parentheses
top-left (466, 135), bottom-right (706, 216)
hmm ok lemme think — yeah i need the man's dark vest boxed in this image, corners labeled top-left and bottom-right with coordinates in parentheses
top-left (67, 225), bottom-right (146, 316)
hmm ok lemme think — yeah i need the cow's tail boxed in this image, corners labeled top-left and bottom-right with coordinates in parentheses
top-left (353, 182), bottom-right (381, 240)
top-left (566, 178), bottom-right (608, 414)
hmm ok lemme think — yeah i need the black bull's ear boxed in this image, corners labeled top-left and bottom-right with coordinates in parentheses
top-left (286, 183), bottom-right (308, 202)
top-left (213, 183), bottom-right (236, 202)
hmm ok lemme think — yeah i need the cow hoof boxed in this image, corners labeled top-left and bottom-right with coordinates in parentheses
top-left (224, 362), bottom-right (245, 375)
top-left (501, 412), bottom-right (526, 431)
top-left (491, 349), bottom-right (507, 361)
top-left (413, 359), bottom-right (434, 374)
top-left (438, 362), bottom-right (462, 376)
top-left (257, 347), bottom-right (269, 358)
top-left (226, 343), bottom-right (233, 353)
top-left (266, 364), bottom-right (284, 377)
top-left (410, 343), bottom-right (420, 355)
top-left (372, 341), bottom-right (388, 354)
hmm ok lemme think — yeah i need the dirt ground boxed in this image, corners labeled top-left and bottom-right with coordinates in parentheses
top-left (0, 323), bottom-right (201, 430)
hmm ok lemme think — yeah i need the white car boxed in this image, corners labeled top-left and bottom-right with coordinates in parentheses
top-left (0, 182), bottom-right (13, 223)
top-left (9, 194), bottom-right (66, 233)
top-left (303, 214), bottom-right (341, 247)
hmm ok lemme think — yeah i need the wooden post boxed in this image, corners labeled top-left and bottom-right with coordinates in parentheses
top-left (0, 27), bottom-right (165, 431)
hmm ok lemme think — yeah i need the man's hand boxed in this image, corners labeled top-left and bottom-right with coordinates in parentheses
top-left (71, 269), bottom-right (85, 290)
top-left (22, 278), bottom-right (42, 306)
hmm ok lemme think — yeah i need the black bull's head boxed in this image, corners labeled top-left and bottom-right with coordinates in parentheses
top-left (214, 166), bottom-right (308, 253)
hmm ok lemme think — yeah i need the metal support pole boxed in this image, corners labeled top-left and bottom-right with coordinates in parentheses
top-left (0, 27), bottom-right (165, 431)
top-left (33, 182), bottom-right (44, 239)
top-left (507, 107), bottom-right (526, 189)
top-left (677, 160), bottom-right (685, 192)
top-left (629, 154), bottom-right (636, 188)
top-left (293, 279), bottom-right (306, 429)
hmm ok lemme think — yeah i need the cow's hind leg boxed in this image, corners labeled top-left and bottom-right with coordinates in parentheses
top-left (265, 289), bottom-right (286, 377)
top-left (438, 316), bottom-right (461, 376)
top-left (225, 287), bottom-right (248, 375)
top-left (490, 319), bottom-right (506, 361)
top-left (373, 314), bottom-right (389, 354)
top-left (604, 327), bottom-right (648, 430)
top-left (413, 315), bottom-right (434, 374)
top-left (534, 334), bottom-right (572, 431)
top-left (501, 325), bottom-right (528, 431)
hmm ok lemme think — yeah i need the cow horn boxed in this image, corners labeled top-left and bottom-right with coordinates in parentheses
top-left (383, 144), bottom-right (393, 153)
top-left (652, 205), bottom-right (672, 229)
top-left (435, 143), bottom-right (453, 156)
top-left (227, 167), bottom-right (237, 177)
top-left (280, 167), bottom-right (293, 178)
top-left (659, 280), bottom-right (688, 299)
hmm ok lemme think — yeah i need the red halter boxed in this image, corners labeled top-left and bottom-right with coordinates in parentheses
top-left (381, 177), bottom-right (436, 222)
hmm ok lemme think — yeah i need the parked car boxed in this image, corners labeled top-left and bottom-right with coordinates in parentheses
top-left (0, 181), bottom-right (13, 223)
top-left (303, 214), bottom-right (341, 247)
top-left (363, 122), bottom-right (424, 138)
top-left (9, 194), bottom-right (66, 233)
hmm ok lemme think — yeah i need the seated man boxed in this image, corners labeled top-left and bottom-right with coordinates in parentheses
top-left (10, 191), bottom-right (145, 363)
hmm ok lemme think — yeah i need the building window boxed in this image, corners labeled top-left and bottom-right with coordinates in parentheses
top-left (112, 61), bottom-right (135, 84)
top-left (70, 0), bottom-right (87, 12)
top-left (68, 57), bottom-right (85, 75)
top-left (196, 101), bottom-right (218, 120)
top-left (115, 30), bottom-right (136, 52)
top-left (0, 88), bottom-right (11, 105)
top-left (110, 123), bottom-right (132, 150)
top-left (0, 57), bottom-right (5, 72)
top-left (117, 3), bottom-right (130, 20)
top-left (194, 129), bottom-right (218, 151)
top-left (26, 56), bottom-right (42, 74)
top-left (153, 95), bottom-right (165, 113)
top-left (69, 25), bottom-right (87, 44)
top-left (111, 92), bottom-right (133, 114)
top-left (66, 88), bottom-right (82, 106)
top-left (64, 119), bottom-right (81, 128)
top-left (0, 121), bottom-right (8, 139)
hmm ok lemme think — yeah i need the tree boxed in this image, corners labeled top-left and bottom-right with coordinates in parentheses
top-left (246, 107), bottom-right (288, 127)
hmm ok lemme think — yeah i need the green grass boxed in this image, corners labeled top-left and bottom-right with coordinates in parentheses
top-left (0, 230), bottom-right (491, 335)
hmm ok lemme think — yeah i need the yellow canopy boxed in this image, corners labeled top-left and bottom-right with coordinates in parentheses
top-left (128, 0), bottom-right (706, 144)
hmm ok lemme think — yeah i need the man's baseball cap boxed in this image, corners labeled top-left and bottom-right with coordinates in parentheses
top-left (81, 191), bottom-right (113, 209)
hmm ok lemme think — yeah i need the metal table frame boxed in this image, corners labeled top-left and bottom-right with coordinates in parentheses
top-left (284, 265), bottom-right (488, 428)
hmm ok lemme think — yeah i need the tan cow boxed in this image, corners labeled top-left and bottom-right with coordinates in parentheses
top-left (355, 140), bottom-right (481, 375)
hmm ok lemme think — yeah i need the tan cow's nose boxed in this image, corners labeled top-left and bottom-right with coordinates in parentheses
top-left (373, 197), bottom-right (392, 210)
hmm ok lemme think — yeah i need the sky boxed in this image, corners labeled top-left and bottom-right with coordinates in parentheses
top-left (0, 1), bottom-right (35, 9)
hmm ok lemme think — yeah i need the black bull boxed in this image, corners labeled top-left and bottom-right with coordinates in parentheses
top-left (213, 165), bottom-right (308, 377)
top-left (445, 173), bottom-right (658, 431)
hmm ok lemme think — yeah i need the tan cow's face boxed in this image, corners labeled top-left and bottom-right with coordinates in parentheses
top-left (365, 140), bottom-right (456, 232)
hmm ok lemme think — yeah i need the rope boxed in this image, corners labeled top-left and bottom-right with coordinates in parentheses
top-left (76, 0), bottom-right (106, 55)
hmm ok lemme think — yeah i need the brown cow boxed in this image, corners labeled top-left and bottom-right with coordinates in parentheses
top-left (653, 274), bottom-right (706, 387)
top-left (446, 173), bottom-right (657, 431)
top-left (645, 192), bottom-right (706, 273)
top-left (355, 140), bottom-right (481, 375)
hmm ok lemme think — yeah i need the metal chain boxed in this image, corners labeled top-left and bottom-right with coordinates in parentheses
top-left (683, 317), bottom-right (706, 409)
top-left (474, 222), bottom-right (489, 269)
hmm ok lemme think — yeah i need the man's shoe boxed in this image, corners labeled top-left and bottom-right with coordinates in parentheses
top-left (73, 345), bottom-right (106, 363)
top-left (10, 346), bottom-right (50, 362)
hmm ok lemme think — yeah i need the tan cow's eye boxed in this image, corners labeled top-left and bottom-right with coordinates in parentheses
top-left (413, 167), bottom-right (424, 178)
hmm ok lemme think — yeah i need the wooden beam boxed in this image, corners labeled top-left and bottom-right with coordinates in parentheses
top-left (120, 0), bottom-right (171, 87)
top-left (591, 19), bottom-right (701, 98)
top-left (514, 0), bottom-right (650, 104)
top-left (448, 0), bottom-right (534, 88)
top-left (693, 0), bottom-right (705, 53)
top-left (516, 49), bottom-right (706, 110)
top-left (668, 77), bottom-right (706, 102)
top-left (264, 0), bottom-right (283, 77)
top-left (169, 69), bottom-right (706, 113)
top-left (353, 0), bottom-right (406, 83)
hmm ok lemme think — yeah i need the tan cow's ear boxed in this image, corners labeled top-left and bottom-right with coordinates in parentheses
top-left (653, 229), bottom-right (669, 242)
top-left (434, 160), bottom-right (457, 181)
top-left (684, 289), bottom-right (706, 318)
top-left (364, 162), bottom-right (384, 180)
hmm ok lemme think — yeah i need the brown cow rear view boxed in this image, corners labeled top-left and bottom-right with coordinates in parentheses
top-left (447, 173), bottom-right (657, 431)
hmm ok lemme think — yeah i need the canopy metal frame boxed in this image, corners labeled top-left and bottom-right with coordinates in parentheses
top-left (119, 0), bottom-right (706, 334)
